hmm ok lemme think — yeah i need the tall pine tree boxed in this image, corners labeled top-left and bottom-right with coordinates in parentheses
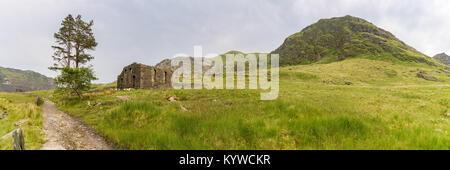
top-left (50, 14), bottom-right (75, 70)
top-left (50, 14), bottom-right (98, 99)
top-left (73, 15), bottom-right (97, 68)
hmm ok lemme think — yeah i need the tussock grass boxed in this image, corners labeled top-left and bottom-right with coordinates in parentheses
top-left (0, 93), bottom-right (44, 150)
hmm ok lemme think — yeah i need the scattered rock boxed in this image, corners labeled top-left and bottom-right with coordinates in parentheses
top-left (210, 99), bottom-right (217, 102)
top-left (95, 102), bottom-right (102, 107)
top-left (434, 129), bottom-right (443, 133)
top-left (87, 101), bottom-right (91, 106)
top-left (344, 81), bottom-right (353, 85)
top-left (14, 119), bottom-right (29, 126)
top-left (417, 71), bottom-right (441, 82)
top-left (445, 113), bottom-right (450, 117)
top-left (167, 96), bottom-right (177, 102)
top-left (180, 105), bottom-right (187, 112)
top-left (225, 102), bottom-right (232, 107)
top-left (116, 96), bottom-right (131, 101)
top-left (0, 114), bottom-right (2, 119)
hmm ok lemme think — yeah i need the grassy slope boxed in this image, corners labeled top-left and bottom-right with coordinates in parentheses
top-left (0, 93), bottom-right (45, 150)
top-left (32, 59), bottom-right (450, 150)
top-left (0, 67), bottom-right (54, 92)
top-left (0, 67), bottom-right (49, 85)
top-left (273, 16), bottom-right (445, 68)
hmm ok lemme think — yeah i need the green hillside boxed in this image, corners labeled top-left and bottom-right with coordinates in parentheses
top-left (273, 15), bottom-right (443, 67)
top-left (0, 67), bottom-right (55, 92)
top-left (31, 58), bottom-right (450, 150)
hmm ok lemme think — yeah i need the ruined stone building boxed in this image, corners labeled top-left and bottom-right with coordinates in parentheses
top-left (117, 63), bottom-right (173, 89)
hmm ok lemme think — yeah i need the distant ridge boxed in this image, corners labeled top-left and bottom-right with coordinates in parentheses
top-left (0, 66), bottom-right (55, 92)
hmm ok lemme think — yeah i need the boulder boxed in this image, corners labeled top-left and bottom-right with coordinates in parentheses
top-left (180, 105), bottom-right (188, 111)
top-left (116, 96), bottom-right (131, 101)
top-left (167, 96), bottom-right (177, 102)
top-left (14, 119), bottom-right (29, 126)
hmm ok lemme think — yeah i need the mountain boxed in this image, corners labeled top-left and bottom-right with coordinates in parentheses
top-left (272, 15), bottom-right (440, 66)
top-left (433, 53), bottom-right (450, 66)
top-left (155, 56), bottom-right (214, 72)
top-left (0, 67), bottom-right (55, 92)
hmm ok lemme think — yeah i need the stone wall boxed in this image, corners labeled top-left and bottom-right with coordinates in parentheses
top-left (117, 63), bottom-right (173, 89)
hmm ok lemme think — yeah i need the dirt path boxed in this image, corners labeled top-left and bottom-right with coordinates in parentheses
top-left (40, 100), bottom-right (113, 150)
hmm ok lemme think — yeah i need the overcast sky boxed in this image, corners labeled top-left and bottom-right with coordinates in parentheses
top-left (1, 0), bottom-right (450, 83)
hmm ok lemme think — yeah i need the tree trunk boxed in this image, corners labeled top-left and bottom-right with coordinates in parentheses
top-left (67, 84), bottom-right (72, 98)
top-left (75, 45), bottom-right (80, 68)
top-left (67, 32), bottom-right (72, 98)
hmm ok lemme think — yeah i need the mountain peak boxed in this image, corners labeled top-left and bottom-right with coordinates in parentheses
top-left (434, 52), bottom-right (448, 57)
top-left (433, 52), bottom-right (450, 66)
top-left (323, 15), bottom-right (369, 23)
top-left (273, 16), bottom-right (437, 66)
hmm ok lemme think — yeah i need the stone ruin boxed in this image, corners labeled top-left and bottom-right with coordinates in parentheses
top-left (117, 62), bottom-right (173, 89)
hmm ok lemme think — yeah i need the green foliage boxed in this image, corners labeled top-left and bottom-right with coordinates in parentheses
top-left (51, 14), bottom-right (97, 70)
top-left (50, 14), bottom-right (76, 70)
top-left (54, 67), bottom-right (97, 98)
top-left (73, 15), bottom-right (98, 68)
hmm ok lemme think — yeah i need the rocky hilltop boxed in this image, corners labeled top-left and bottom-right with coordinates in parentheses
top-left (156, 56), bottom-right (214, 72)
top-left (272, 15), bottom-right (439, 66)
top-left (0, 66), bottom-right (55, 92)
top-left (433, 53), bottom-right (450, 66)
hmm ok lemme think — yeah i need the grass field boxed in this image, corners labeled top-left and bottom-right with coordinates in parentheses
top-left (0, 93), bottom-right (44, 150)
top-left (31, 59), bottom-right (450, 150)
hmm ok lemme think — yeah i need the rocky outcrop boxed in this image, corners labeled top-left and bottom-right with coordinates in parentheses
top-left (433, 53), bottom-right (450, 66)
top-left (417, 71), bottom-right (442, 82)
